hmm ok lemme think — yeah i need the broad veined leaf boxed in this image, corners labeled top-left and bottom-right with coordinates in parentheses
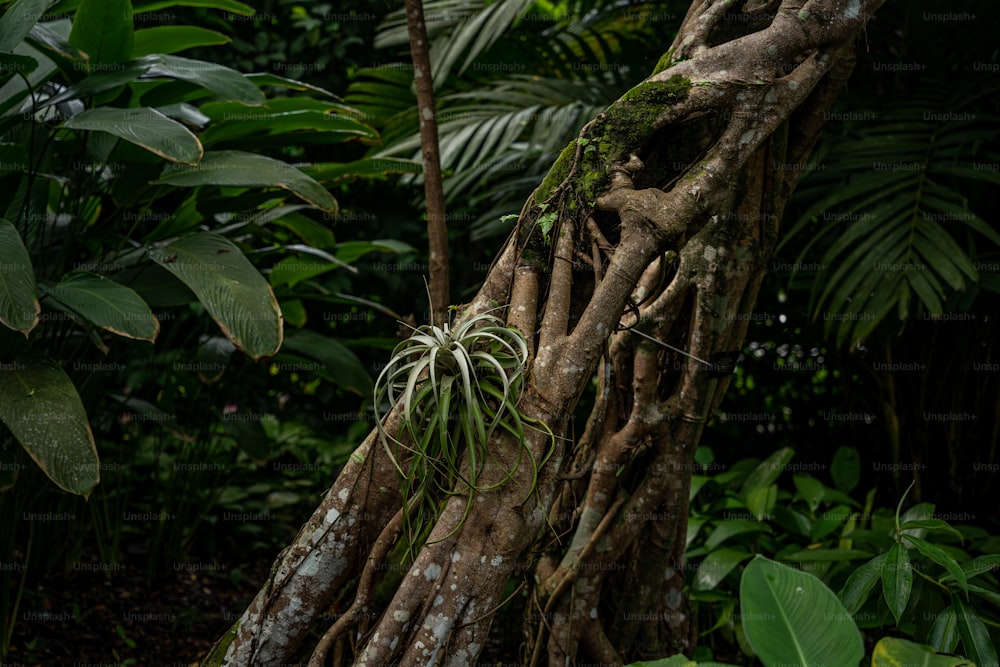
top-left (872, 636), bottom-right (973, 667)
top-left (0, 355), bottom-right (100, 497)
top-left (64, 107), bottom-right (203, 164)
top-left (148, 233), bottom-right (282, 359)
top-left (739, 447), bottom-right (794, 499)
top-left (740, 556), bottom-right (863, 666)
top-left (132, 26), bottom-right (230, 57)
top-left (156, 151), bottom-right (337, 212)
top-left (280, 329), bottom-right (372, 396)
top-left (68, 0), bottom-right (134, 66)
top-left (0, 0), bottom-right (52, 52)
top-left (138, 53), bottom-right (264, 106)
top-left (0, 219), bottom-right (39, 334)
top-left (43, 271), bottom-right (158, 341)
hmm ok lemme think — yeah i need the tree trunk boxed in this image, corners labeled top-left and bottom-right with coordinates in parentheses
top-left (203, 1), bottom-right (886, 664)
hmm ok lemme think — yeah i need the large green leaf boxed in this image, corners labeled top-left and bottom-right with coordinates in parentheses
top-left (43, 271), bottom-right (158, 341)
top-left (132, 26), bottom-right (229, 57)
top-left (156, 151), bottom-right (337, 212)
top-left (0, 355), bottom-right (99, 497)
top-left (872, 637), bottom-right (973, 667)
top-left (133, 0), bottom-right (253, 13)
top-left (303, 157), bottom-right (424, 182)
top-left (148, 233), bottom-right (282, 359)
top-left (625, 656), bottom-right (738, 667)
top-left (198, 110), bottom-right (378, 146)
top-left (64, 107), bottom-right (202, 164)
top-left (68, 0), bottom-right (134, 66)
top-left (280, 329), bottom-right (372, 396)
top-left (138, 53), bottom-right (264, 106)
top-left (0, 219), bottom-right (39, 335)
top-left (0, 0), bottom-right (52, 52)
top-left (740, 556), bottom-right (864, 666)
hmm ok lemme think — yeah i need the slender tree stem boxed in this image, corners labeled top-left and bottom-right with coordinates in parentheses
top-left (405, 0), bottom-right (449, 326)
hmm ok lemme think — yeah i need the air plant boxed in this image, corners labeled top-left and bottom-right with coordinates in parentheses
top-left (373, 310), bottom-right (548, 559)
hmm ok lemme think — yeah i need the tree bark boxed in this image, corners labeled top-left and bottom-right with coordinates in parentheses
top-left (203, 1), bottom-right (886, 664)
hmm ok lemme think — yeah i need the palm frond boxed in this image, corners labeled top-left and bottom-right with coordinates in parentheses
top-left (781, 80), bottom-right (1000, 346)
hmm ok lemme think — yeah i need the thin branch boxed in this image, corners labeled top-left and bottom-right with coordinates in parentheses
top-left (405, 0), bottom-right (449, 326)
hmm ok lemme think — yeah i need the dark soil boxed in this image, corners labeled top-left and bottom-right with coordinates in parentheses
top-left (7, 552), bottom-right (269, 667)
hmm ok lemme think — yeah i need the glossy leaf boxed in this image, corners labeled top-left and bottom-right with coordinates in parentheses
top-left (149, 233), bottom-right (282, 359)
top-left (693, 548), bottom-right (752, 591)
top-left (64, 107), bottom-right (203, 164)
top-left (739, 447), bottom-right (794, 498)
top-left (882, 543), bottom-right (913, 624)
top-left (945, 555), bottom-right (1000, 583)
top-left (839, 552), bottom-right (887, 614)
top-left (793, 473), bottom-right (825, 512)
top-left (902, 534), bottom-right (967, 592)
top-left (44, 271), bottom-right (158, 341)
top-left (929, 606), bottom-right (960, 654)
top-left (705, 520), bottom-right (766, 550)
top-left (0, 355), bottom-right (99, 497)
top-left (872, 637), bottom-right (972, 667)
top-left (0, 0), bottom-right (52, 51)
top-left (132, 26), bottom-right (230, 57)
top-left (954, 596), bottom-right (999, 667)
top-left (133, 0), bottom-right (253, 13)
top-left (625, 656), bottom-right (738, 667)
top-left (744, 485), bottom-right (778, 522)
top-left (304, 157), bottom-right (424, 182)
top-left (68, 0), bottom-right (134, 66)
top-left (739, 556), bottom-right (863, 666)
top-left (138, 54), bottom-right (264, 106)
top-left (0, 219), bottom-right (39, 335)
top-left (199, 110), bottom-right (377, 146)
top-left (899, 519), bottom-right (964, 543)
top-left (156, 151), bottom-right (337, 212)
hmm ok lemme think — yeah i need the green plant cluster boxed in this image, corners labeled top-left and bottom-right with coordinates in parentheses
top-left (646, 446), bottom-right (1000, 665)
top-left (0, 0), bottom-right (422, 655)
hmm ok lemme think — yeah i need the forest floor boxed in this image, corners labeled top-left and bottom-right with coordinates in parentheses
top-left (8, 551), bottom-right (266, 667)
